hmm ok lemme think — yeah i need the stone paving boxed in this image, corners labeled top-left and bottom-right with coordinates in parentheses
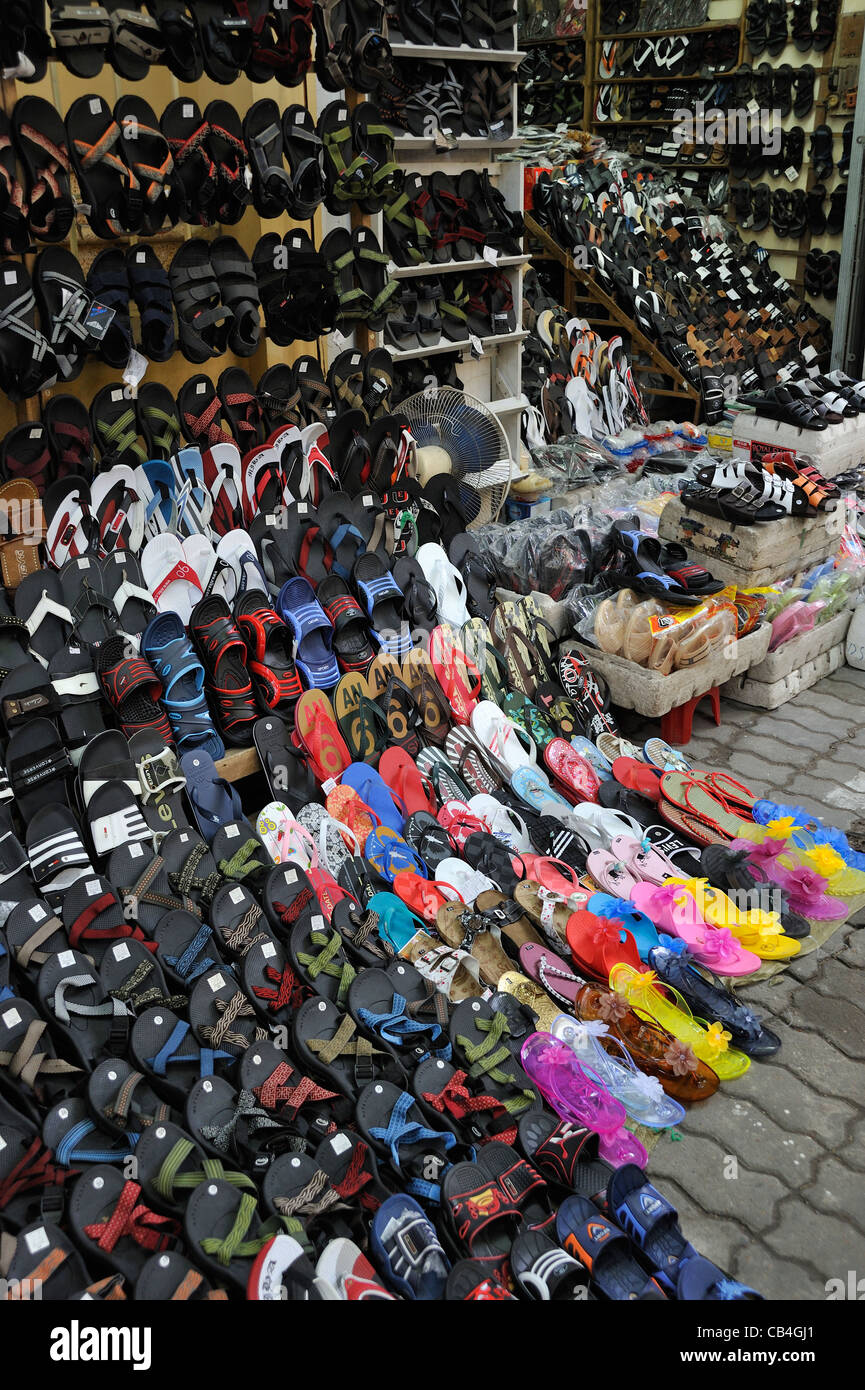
top-left (637, 665), bottom-right (865, 1300)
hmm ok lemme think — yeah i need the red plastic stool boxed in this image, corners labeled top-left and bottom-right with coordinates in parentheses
top-left (661, 686), bottom-right (721, 747)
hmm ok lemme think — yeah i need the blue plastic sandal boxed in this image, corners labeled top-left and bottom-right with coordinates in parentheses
top-left (141, 612), bottom-right (224, 759)
top-left (277, 576), bottom-right (340, 689)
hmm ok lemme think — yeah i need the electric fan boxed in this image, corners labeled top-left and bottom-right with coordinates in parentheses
top-left (398, 387), bottom-right (514, 525)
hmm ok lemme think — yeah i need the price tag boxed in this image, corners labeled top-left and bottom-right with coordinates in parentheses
top-left (469, 333), bottom-right (484, 358)
top-left (122, 348), bottom-right (148, 395)
top-left (482, 245), bottom-right (499, 265)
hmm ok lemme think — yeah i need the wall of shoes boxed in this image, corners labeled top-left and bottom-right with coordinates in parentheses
top-left (0, 0), bottom-right (528, 474)
top-left (589, 0), bottom-right (859, 318)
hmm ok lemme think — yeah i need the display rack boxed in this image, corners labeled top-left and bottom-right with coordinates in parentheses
top-left (524, 210), bottom-right (702, 421)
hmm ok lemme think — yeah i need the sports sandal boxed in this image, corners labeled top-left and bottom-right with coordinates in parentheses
top-left (161, 98), bottom-right (217, 226)
top-left (188, 596), bottom-right (257, 747)
top-left (204, 99), bottom-right (250, 225)
top-left (66, 94), bottom-right (140, 238)
top-left (210, 235), bottom-right (261, 357)
top-left (244, 98), bottom-right (291, 218)
top-left (282, 104), bottom-right (326, 218)
top-left (0, 259), bottom-right (56, 402)
top-left (85, 247), bottom-right (132, 369)
top-left (11, 97), bottom-right (74, 243)
top-left (170, 240), bottom-right (231, 364)
top-left (95, 635), bottom-right (172, 744)
top-left (126, 244), bottom-right (175, 361)
top-left (114, 95), bottom-right (173, 236)
top-left (140, 611), bottom-right (223, 758)
top-left (235, 593), bottom-right (303, 714)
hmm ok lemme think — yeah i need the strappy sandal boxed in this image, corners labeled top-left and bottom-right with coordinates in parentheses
top-left (244, 97), bottom-right (292, 218)
top-left (0, 111), bottom-right (28, 255)
top-left (114, 94), bottom-right (173, 236)
top-left (161, 98), bottom-right (217, 227)
top-left (210, 235), bottom-right (261, 358)
top-left (0, 259), bottom-right (56, 403)
top-left (66, 93), bottom-right (140, 238)
top-left (170, 240), bottom-right (232, 364)
top-left (48, 0), bottom-right (111, 76)
top-left (200, 99), bottom-right (249, 225)
top-left (351, 101), bottom-right (399, 214)
top-left (11, 96), bottom-right (74, 243)
top-left (32, 246), bottom-right (90, 382)
top-left (126, 244), bottom-right (175, 362)
top-left (197, 0), bottom-right (254, 81)
top-left (281, 104), bottom-right (326, 218)
top-left (319, 99), bottom-right (369, 214)
top-left (146, 0), bottom-right (203, 81)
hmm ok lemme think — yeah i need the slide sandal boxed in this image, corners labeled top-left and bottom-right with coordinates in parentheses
top-left (278, 575), bottom-right (340, 690)
top-left (556, 1195), bottom-right (665, 1299)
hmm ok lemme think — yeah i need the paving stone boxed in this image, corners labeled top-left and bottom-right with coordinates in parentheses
top-left (834, 1117), bottom-right (865, 1173)
top-left (682, 1095), bottom-right (824, 1187)
top-left (645, 1176), bottom-right (751, 1272)
top-left (737, 971), bottom-right (800, 1017)
top-left (839, 930), bottom-right (865, 968)
top-left (765, 1199), bottom-right (865, 1277)
top-left (807, 957), bottom-right (865, 1008)
top-left (788, 988), bottom-right (865, 1059)
top-left (801, 1156), bottom-right (865, 1233)
top-left (727, 1062), bottom-right (856, 1147)
top-left (784, 948), bottom-right (831, 983)
top-left (728, 751), bottom-right (794, 787)
top-left (730, 1240), bottom-right (824, 1300)
top-left (649, 1132), bottom-right (786, 1229)
top-left (757, 1022), bottom-right (865, 1102)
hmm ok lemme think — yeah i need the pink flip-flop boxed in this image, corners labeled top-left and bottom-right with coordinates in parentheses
top-left (586, 848), bottom-right (640, 896)
top-left (522, 854), bottom-right (587, 899)
top-left (609, 834), bottom-right (678, 885)
top-left (518, 941), bottom-right (585, 1007)
top-left (630, 882), bottom-right (760, 977)
top-left (543, 739), bottom-right (601, 803)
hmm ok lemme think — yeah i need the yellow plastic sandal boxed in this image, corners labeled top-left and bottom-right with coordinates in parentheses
top-left (799, 845), bottom-right (865, 898)
top-left (609, 964), bottom-right (751, 1080)
top-left (667, 877), bottom-right (799, 960)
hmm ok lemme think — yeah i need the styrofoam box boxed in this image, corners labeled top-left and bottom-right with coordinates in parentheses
top-left (729, 412), bottom-right (865, 480)
top-left (658, 498), bottom-right (844, 588)
top-left (740, 608), bottom-right (854, 684)
top-left (560, 625), bottom-right (772, 719)
top-left (722, 641), bottom-right (848, 710)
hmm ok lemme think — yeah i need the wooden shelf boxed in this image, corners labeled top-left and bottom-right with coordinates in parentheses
top-left (525, 211), bottom-right (701, 420)
top-left (597, 22), bottom-right (738, 39)
top-left (215, 747), bottom-right (262, 784)
top-left (520, 33), bottom-right (586, 47)
top-left (390, 42), bottom-right (524, 61)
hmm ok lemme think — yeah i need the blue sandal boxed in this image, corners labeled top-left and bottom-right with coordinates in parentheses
top-left (180, 749), bottom-right (245, 843)
top-left (141, 612), bottom-right (224, 759)
top-left (277, 575), bottom-right (340, 689)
